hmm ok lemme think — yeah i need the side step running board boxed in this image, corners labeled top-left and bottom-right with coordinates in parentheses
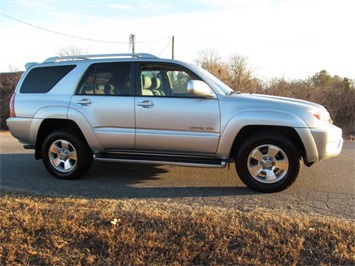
top-left (94, 153), bottom-right (227, 168)
top-left (24, 145), bottom-right (36, 149)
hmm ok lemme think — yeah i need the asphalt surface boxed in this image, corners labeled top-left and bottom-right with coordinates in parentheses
top-left (1, 132), bottom-right (354, 219)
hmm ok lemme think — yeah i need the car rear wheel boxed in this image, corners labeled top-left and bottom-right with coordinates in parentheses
top-left (235, 132), bottom-right (302, 193)
top-left (42, 129), bottom-right (93, 179)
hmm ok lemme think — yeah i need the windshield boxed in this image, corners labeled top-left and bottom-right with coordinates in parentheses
top-left (190, 64), bottom-right (234, 95)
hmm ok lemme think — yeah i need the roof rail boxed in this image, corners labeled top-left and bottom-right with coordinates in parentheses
top-left (43, 53), bottom-right (158, 63)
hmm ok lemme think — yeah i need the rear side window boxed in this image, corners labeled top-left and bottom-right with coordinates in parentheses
top-left (76, 63), bottom-right (132, 96)
top-left (20, 65), bottom-right (76, 93)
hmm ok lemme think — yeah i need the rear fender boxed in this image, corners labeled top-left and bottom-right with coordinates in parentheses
top-left (66, 108), bottom-right (104, 153)
top-left (33, 106), bottom-right (103, 154)
top-left (30, 106), bottom-right (68, 144)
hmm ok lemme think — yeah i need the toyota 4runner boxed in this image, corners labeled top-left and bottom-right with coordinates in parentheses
top-left (7, 53), bottom-right (343, 192)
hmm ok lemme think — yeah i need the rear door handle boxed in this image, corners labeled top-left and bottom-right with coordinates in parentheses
top-left (76, 99), bottom-right (92, 106)
top-left (137, 100), bottom-right (154, 108)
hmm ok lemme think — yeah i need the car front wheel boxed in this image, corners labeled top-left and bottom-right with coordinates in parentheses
top-left (41, 129), bottom-right (93, 179)
top-left (235, 132), bottom-right (302, 193)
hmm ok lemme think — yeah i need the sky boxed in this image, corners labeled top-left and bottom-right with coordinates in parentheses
top-left (0, 0), bottom-right (354, 80)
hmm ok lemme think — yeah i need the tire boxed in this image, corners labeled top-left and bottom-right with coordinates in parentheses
top-left (41, 129), bottom-right (93, 179)
top-left (235, 132), bottom-right (302, 193)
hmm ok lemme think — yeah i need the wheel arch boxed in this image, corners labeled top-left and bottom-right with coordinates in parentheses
top-left (230, 125), bottom-right (306, 161)
top-left (217, 110), bottom-right (310, 163)
top-left (35, 119), bottom-right (86, 159)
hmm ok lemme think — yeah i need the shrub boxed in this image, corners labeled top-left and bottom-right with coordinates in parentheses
top-left (0, 72), bottom-right (22, 130)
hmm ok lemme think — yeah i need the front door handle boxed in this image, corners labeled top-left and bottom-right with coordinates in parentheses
top-left (76, 99), bottom-right (92, 106)
top-left (137, 100), bottom-right (154, 108)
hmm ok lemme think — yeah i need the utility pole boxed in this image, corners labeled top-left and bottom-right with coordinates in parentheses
top-left (171, 36), bottom-right (175, 60)
top-left (129, 34), bottom-right (135, 53)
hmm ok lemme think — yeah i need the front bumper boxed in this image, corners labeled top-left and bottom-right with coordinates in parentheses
top-left (310, 124), bottom-right (343, 162)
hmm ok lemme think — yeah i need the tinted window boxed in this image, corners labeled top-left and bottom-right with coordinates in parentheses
top-left (76, 63), bottom-right (132, 96)
top-left (20, 65), bottom-right (76, 93)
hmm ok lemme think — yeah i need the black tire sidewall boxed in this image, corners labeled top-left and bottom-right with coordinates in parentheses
top-left (41, 130), bottom-right (93, 179)
top-left (235, 132), bottom-right (301, 193)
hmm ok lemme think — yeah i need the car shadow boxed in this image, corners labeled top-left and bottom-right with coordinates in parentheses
top-left (0, 154), bottom-right (257, 199)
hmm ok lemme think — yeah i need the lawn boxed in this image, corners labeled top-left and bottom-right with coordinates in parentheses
top-left (0, 195), bottom-right (354, 265)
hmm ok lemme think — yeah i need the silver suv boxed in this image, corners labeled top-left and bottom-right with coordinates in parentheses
top-left (7, 53), bottom-right (343, 192)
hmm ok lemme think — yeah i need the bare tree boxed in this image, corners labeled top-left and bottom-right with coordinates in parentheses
top-left (195, 50), bottom-right (354, 134)
top-left (228, 55), bottom-right (251, 84)
top-left (196, 49), bottom-right (220, 67)
top-left (226, 55), bottom-right (262, 93)
top-left (196, 49), bottom-right (227, 79)
top-left (56, 46), bottom-right (89, 56)
top-left (7, 65), bottom-right (20, 72)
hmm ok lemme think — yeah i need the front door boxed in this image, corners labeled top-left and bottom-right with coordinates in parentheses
top-left (135, 62), bottom-right (220, 155)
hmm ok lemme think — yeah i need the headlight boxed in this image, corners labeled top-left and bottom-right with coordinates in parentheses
top-left (309, 108), bottom-right (333, 124)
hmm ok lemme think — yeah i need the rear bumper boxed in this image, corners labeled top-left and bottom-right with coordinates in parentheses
top-left (6, 117), bottom-right (40, 145)
top-left (310, 124), bottom-right (343, 161)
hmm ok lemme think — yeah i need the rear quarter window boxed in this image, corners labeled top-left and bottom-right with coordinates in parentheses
top-left (20, 65), bottom-right (76, 93)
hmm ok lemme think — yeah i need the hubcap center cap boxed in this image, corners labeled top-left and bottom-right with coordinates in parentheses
top-left (262, 157), bottom-right (274, 168)
top-left (60, 150), bottom-right (69, 160)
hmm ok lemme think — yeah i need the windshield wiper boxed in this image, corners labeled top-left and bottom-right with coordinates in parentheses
top-left (227, 90), bottom-right (238, 95)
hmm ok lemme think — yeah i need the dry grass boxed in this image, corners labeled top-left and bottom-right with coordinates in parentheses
top-left (0, 195), bottom-right (354, 265)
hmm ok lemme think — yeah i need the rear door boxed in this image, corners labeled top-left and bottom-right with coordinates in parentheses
top-left (70, 62), bottom-right (135, 150)
top-left (135, 62), bottom-right (220, 155)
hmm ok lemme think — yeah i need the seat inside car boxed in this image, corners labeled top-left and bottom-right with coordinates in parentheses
top-left (141, 75), bottom-right (153, 96)
top-left (104, 84), bottom-right (116, 95)
top-left (150, 77), bottom-right (164, 96)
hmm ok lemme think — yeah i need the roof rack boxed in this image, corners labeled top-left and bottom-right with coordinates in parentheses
top-left (43, 53), bottom-right (158, 63)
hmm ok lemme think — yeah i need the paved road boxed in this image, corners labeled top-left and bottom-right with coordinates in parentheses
top-left (1, 132), bottom-right (354, 219)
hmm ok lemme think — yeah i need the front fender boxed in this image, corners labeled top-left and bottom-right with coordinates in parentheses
top-left (216, 110), bottom-right (313, 158)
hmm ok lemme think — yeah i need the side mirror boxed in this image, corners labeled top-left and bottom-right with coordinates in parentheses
top-left (187, 80), bottom-right (215, 98)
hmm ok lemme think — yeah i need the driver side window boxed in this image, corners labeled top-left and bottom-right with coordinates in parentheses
top-left (140, 63), bottom-right (200, 97)
top-left (168, 71), bottom-right (191, 96)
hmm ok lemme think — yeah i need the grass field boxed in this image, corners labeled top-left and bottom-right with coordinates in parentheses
top-left (0, 195), bottom-right (354, 265)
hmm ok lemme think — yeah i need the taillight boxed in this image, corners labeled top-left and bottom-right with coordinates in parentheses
top-left (9, 93), bottom-right (16, 117)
